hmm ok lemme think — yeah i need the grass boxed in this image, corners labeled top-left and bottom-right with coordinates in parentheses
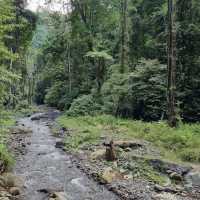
top-left (14, 105), bottom-right (39, 118)
top-left (0, 110), bottom-right (16, 168)
top-left (57, 114), bottom-right (200, 163)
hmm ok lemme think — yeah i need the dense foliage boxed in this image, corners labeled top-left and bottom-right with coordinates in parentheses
top-left (31, 0), bottom-right (200, 122)
top-left (0, 0), bottom-right (36, 110)
top-left (0, 0), bottom-right (36, 164)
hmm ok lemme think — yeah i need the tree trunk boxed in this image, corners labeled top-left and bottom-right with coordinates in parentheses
top-left (167, 0), bottom-right (177, 127)
top-left (120, 0), bottom-right (128, 73)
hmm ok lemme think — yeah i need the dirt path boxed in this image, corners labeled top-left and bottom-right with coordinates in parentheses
top-left (14, 111), bottom-right (119, 200)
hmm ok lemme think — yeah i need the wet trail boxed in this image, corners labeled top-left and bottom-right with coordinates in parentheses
top-left (14, 111), bottom-right (118, 200)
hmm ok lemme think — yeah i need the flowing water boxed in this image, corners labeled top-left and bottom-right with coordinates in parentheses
top-left (14, 111), bottom-right (118, 200)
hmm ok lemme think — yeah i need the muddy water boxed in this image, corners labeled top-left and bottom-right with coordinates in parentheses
top-left (14, 113), bottom-right (118, 200)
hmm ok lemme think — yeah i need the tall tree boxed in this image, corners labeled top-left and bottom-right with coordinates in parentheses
top-left (167, 0), bottom-right (177, 127)
top-left (120, 0), bottom-right (128, 73)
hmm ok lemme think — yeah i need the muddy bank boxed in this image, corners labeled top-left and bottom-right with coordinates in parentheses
top-left (11, 111), bottom-right (119, 200)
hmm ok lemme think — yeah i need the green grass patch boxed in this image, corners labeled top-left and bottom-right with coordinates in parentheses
top-left (57, 114), bottom-right (200, 163)
top-left (0, 110), bottom-right (16, 168)
top-left (0, 144), bottom-right (14, 168)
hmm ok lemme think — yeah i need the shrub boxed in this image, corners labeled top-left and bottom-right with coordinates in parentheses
top-left (179, 148), bottom-right (200, 162)
top-left (44, 82), bottom-right (66, 108)
top-left (66, 95), bottom-right (102, 116)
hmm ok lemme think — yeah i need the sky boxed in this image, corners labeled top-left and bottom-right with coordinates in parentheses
top-left (26, 0), bottom-right (69, 13)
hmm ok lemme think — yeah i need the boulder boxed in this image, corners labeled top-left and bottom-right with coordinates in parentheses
top-left (101, 167), bottom-right (123, 184)
top-left (90, 149), bottom-right (106, 160)
top-left (30, 113), bottom-right (48, 121)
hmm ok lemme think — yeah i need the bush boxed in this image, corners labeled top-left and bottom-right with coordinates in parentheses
top-left (179, 148), bottom-right (200, 162)
top-left (66, 95), bottom-right (102, 116)
top-left (44, 82), bottom-right (66, 108)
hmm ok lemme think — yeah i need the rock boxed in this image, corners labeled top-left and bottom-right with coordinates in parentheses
top-left (154, 184), bottom-right (165, 192)
top-left (124, 147), bottom-right (132, 152)
top-left (50, 192), bottom-right (67, 200)
top-left (101, 167), bottom-right (123, 184)
top-left (21, 143), bottom-right (26, 148)
top-left (0, 161), bottom-right (5, 174)
top-left (0, 187), bottom-right (6, 192)
top-left (149, 159), bottom-right (191, 177)
top-left (10, 126), bottom-right (32, 135)
top-left (30, 113), bottom-right (48, 121)
top-left (0, 190), bottom-right (12, 198)
top-left (124, 174), bottom-right (133, 180)
top-left (90, 149), bottom-right (106, 160)
top-left (0, 180), bottom-right (5, 188)
top-left (0, 173), bottom-right (24, 188)
top-left (9, 187), bottom-right (20, 196)
top-left (154, 193), bottom-right (179, 200)
top-left (55, 141), bottom-right (65, 149)
top-left (154, 185), bottom-right (178, 194)
top-left (184, 171), bottom-right (200, 189)
top-left (0, 197), bottom-right (10, 200)
top-left (103, 140), bottom-right (144, 149)
top-left (169, 172), bottom-right (182, 181)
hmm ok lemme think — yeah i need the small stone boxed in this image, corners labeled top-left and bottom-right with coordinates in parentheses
top-left (124, 147), bottom-right (132, 152)
top-left (21, 143), bottom-right (26, 148)
top-left (55, 141), bottom-right (65, 149)
top-left (9, 187), bottom-right (20, 196)
top-left (154, 184), bottom-right (165, 192)
top-left (124, 174), bottom-right (133, 180)
top-left (50, 192), bottom-right (66, 200)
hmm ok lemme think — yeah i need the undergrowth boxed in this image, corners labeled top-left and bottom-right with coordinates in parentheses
top-left (0, 110), bottom-right (16, 168)
top-left (58, 115), bottom-right (200, 163)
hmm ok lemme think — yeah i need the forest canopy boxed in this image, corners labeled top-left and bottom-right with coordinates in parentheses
top-left (0, 0), bottom-right (200, 124)
top-left (29, 0), bottom-right (200, 123)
